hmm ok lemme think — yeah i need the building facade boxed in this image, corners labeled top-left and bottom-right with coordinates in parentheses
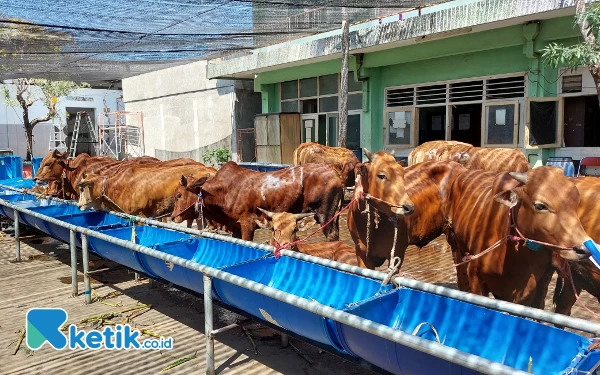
top-left (207, 0), bottom-right (598, 167)
top-left (122, 60), bottom-right (261, 162)
top-left (0, 82), bottom-right (122, 159)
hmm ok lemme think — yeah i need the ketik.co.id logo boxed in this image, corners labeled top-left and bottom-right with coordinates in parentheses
top-left (26, 308), bottom-right (173, 350)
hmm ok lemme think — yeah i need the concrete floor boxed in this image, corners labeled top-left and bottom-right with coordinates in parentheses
top-left (0, 212), bottom-right (598, 375)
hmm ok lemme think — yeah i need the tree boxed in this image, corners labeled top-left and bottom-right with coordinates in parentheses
top-left (2, 79), bottom-right (89, 161)
top-left (541, 1), bottom-right (600, 105)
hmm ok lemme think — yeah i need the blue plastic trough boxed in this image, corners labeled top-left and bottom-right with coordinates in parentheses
top-left (336, 288), bottom-right (597, 375)
top-left (141, 237), bottom-right (270, 295)
top-left (47, 211), bottom-right (130, 248)
top-left (213, 256), bottom-right (390, 351)
top-left (88, 225), bottom-right (194, 273)
top-left (18, 204), bottom-right (83, 234)
top-left (0, 194), bottom-right (60, 220)
top-left (0, 178), bottom-right (35, 191)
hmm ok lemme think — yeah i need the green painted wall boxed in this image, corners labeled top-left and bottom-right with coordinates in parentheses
top-left (253, 15), bottom-right (584, 157)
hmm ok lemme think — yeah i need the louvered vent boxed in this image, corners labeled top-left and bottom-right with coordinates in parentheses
top-left (562, 75), bottom-right (582, 93)
top-left (486, 76), bottom-right (525, 100)
top-left (416, 84), bottom-right (446, 105)
top-left (386, 87), bottom-right (414, 107)
top-left (450, 80), bottom-right (483, 102)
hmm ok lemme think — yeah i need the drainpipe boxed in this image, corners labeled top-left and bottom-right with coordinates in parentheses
top-left (522, 22), bottom-right (548, 167)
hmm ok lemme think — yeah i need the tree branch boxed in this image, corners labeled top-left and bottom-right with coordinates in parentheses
top-left (575, 0), bottom-right (597, 50)
top-left (30, 114), bottom-right (53, 129)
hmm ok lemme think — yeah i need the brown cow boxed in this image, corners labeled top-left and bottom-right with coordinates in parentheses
top-left (550, 177), bottom-right (600, 316)
top-left (77, 164), bottom-right (214, 221)
top-left (347, 149), bottom-right (416, 269)
top-left (408, 141), bottom-right (530, 173)
top-left (293, 142), bottom-right (360, 187)
top-left (458, 147), bottom-right (530, 173)
top-left (34, 151), bottom-right (117, 199)
top-left (348, 158), bottom-right (466, 269)
top-left (172, 161), bottom-right (344, 241)
top-left (170, 174), bottom-right (225, 230)
top-left (445, 167), bottom-right (592, 307)
top-left (408, 141), bottom-right (472, 165)
top-left (255, 208), bottom-right (358, 266)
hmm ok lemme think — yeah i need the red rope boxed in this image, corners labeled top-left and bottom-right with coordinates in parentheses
top-left (172, 196), bottom-right (200, 219)
top-left (273, 196), bottom-right (357, 259)
top-left (557, 256), bottom-right (600, 319)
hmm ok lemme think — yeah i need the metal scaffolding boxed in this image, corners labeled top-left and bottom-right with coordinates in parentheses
top-left (97, 111), bottom-right (144, 160)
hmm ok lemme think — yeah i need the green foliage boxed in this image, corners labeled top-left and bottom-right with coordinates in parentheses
top-left (203, 147), bottom-right (231, 168)
top-left (541, 3), bottom-right (600, 70)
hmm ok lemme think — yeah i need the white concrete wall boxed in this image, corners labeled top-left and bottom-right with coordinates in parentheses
top-left (122, 60), bottom-right (238, 160)
top-left (0, 82), bottom-right (122, 159)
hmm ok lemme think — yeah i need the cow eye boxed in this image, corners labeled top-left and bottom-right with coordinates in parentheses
top-left (45, 162), bottom-right (51, 166)
top-left (534, 202), bottom-right (548, 211)
top-left (377, 174), bottom-right (386, 180)
top-left (176, 193), bottom-right (182, 199)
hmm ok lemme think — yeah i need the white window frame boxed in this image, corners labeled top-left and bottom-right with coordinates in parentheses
top-left (383, 72), bottom-right (527, 147)
top-left (383, 108), bottom-right (418, 149)
top-left (525, 97), bottom-right (563, 149)
top-left (481, 100), bottom-right (520, 148)
top-left (301, 115), bottom-right (319, 143)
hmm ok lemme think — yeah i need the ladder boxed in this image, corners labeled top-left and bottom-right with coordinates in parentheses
top-left (68, 112), bottom-right (98, 158)
top-left (48, 118), bottom-right (68, 153)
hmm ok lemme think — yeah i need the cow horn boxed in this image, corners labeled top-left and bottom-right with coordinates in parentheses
top-left (509, 172), bottom-right (528, 185)
top-left (257, 207), bottom-right (275, 218)
top-left (389, 149), bottom-right (396, 156)
top-left (363, 148), bottom-right (373, 162)
top-left (293, 212), bottom-right (314, 221)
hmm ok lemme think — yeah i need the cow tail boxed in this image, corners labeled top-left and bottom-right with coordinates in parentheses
top-left (553, 276), bottom-right (564, 308)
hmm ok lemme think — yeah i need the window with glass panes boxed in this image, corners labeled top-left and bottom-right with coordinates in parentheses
top-left (279, 73), bottom-right (363, 114)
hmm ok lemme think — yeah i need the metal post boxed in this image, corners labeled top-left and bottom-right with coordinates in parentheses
top-left (81, 233), bottom-right (91, 304)
top-left (14, 212), bottom-right (21, 262)
top-left (338, 19), bottom-right (349, 148)
top-left (134, 272), bottom-right (140, 282)
top-left (204, 274), bottom-right (215, 375)
top-left (70, 229), bottom-right (78, 297)
top-left (280, 333), bottom-right (289, 348)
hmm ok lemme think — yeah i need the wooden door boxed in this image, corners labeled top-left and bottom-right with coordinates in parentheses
top-left (280, 113), bottom-right (301, 164)
top-left (563, 97), bottom-right (586, 147)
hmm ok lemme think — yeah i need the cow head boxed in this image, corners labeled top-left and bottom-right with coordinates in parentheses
top-left (171, 174), bottom-right (210, 224)
top-left (358, 148), bottom-right (414, 216)
top-left (255, 208), bottom-right (316, 247)
top-left (34, 150), bottom-right (68, 182)
top-left (77, 171), bottom-right (103, 211)
top-left (492, 166), bottom-right (592, 261)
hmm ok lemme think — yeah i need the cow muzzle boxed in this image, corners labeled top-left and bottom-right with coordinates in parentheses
top-left (558, 244), bottom-right (591, 262)
top-left (391, 203), bottom-right (414, 216)
top-left (173, 216), bottom-right (183, 224)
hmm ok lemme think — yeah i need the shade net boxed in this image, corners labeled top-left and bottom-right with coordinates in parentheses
top-left (0, 0), bottom-right (447, 82)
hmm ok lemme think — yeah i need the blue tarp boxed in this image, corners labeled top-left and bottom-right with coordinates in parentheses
top-left (0, 156), bottom-right (23, 180)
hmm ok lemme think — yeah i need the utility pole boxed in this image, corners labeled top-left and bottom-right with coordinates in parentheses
top-left (338, 19), bottom-right (349, 148)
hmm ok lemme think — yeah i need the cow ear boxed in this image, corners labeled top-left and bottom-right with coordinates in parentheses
top-left (194, 174), bottom-right (210, 188)
top-left (492, 172), bottom-right (527, 208)
top-left (52, 149), bottom-right (60, 158)
top-left (297, 217), bottom-right (317, 232)
top-left (180, 175), bottom-right (187, 187)
top-left (82, 172), bottom-right (87, 179)
top-left (255, 218), bottom-right (271, 229)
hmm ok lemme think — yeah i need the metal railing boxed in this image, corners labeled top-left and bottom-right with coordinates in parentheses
top-left (1, 189), bottom-right (600, 375)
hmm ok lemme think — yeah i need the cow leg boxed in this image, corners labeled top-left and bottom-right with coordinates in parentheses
top-left (186, 219), bottom-right (193, 228)
top-left (466, 266), bottom-right (489, 297)
top-left (554, 275), bottom-right (582, 317)
top-left (317, 211), bottom-right (340, 242)
top-left (530, 263), bottom-right (555, 310)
